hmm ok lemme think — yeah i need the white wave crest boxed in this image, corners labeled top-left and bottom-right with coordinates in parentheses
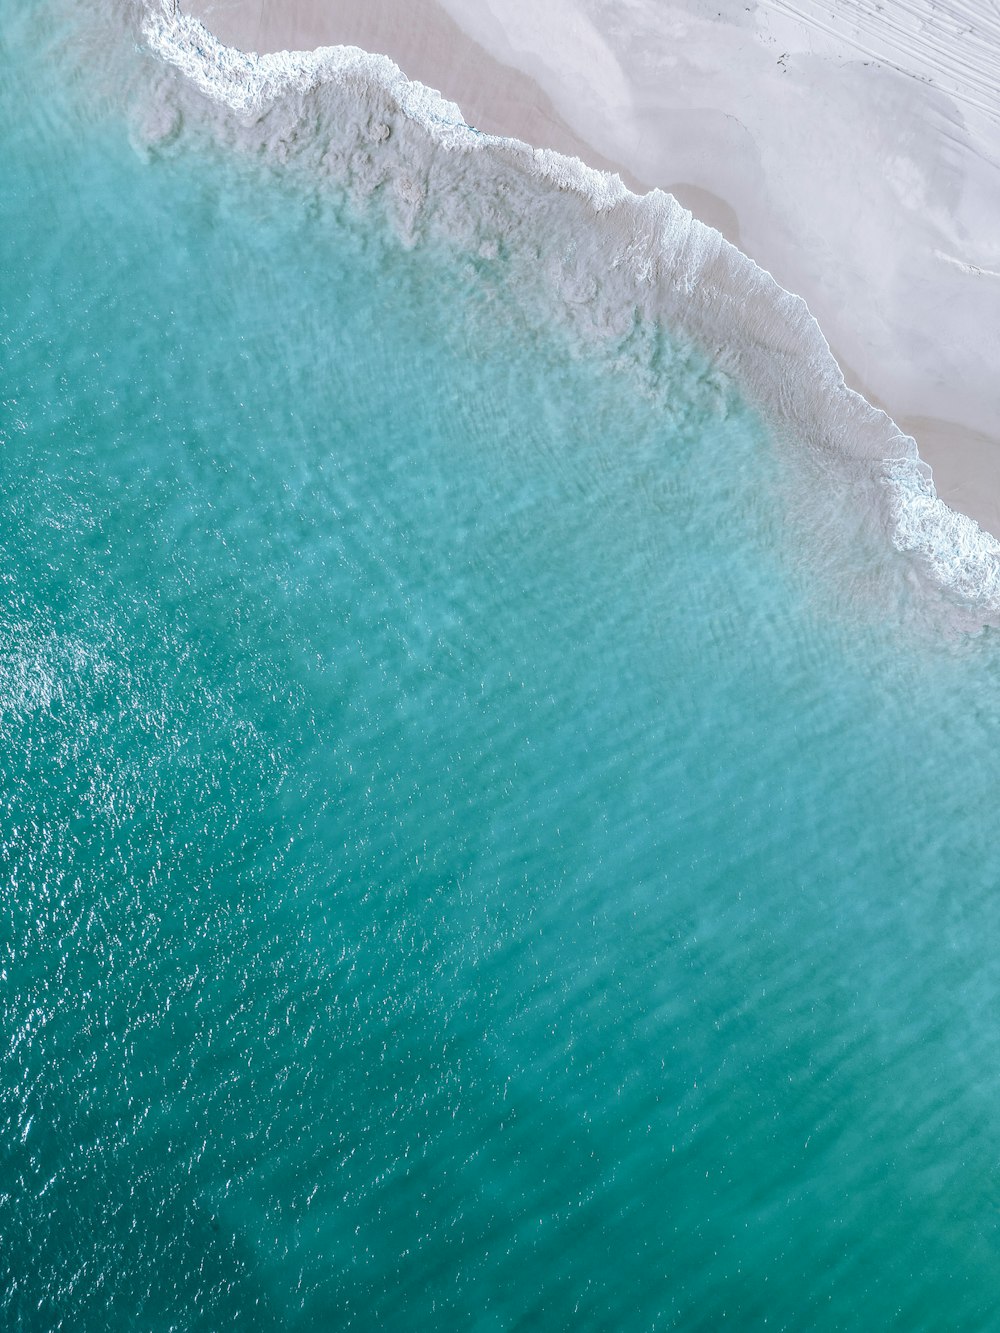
top-left (139, 0), bottom-right (1000, 628)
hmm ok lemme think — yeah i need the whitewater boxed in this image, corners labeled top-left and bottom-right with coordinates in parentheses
top-left (138, 0), bottom-right (1000, 628)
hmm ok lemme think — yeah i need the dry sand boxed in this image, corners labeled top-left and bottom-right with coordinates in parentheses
top-left (186, 0), bottom-right (1000, 537)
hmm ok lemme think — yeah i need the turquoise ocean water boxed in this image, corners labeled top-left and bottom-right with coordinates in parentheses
top-left (4, 5), bottom-right (1000, 1329)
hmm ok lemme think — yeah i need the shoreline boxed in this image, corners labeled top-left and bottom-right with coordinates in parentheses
top-left (186, 0), bottom-right (1000, 542)
top-left (183, 0), bottom-right (747, 246)
top-left (139, 2), bottom-right (1000, 625)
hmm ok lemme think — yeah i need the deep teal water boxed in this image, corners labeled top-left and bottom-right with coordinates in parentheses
top-left (4, 7), bottom-right (1000, 1330)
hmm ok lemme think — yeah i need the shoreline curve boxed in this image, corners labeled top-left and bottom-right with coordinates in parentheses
top-left (137, 0), bottom-right (1000, 629)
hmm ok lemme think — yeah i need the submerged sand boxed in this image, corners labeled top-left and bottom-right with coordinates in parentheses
top-left (186, 0), bottom-right (1000, 539)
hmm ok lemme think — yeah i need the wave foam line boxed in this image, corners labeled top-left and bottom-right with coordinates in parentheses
top-left (139, 0), bottom-right (1000, 628)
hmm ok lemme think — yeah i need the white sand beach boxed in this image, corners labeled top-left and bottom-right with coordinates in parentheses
top-left (185, 0), bottom-right (1000, 538)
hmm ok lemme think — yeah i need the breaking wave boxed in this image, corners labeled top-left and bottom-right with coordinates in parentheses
top-left (134, 0), bottom-right (1000, 629)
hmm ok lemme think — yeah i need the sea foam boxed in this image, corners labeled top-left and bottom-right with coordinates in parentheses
top-left (137, 0), bottom-right (1000, 629)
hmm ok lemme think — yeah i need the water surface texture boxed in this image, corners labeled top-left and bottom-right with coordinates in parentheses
top-left (3, 7), bottom-right (1000, 1330)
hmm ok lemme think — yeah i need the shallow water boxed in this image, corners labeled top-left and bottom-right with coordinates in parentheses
top-left (3, 6), bottom-right (1000, 1330)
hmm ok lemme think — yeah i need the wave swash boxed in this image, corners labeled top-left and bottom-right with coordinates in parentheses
top-left (137, 0), bottom-right (1000, 631)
